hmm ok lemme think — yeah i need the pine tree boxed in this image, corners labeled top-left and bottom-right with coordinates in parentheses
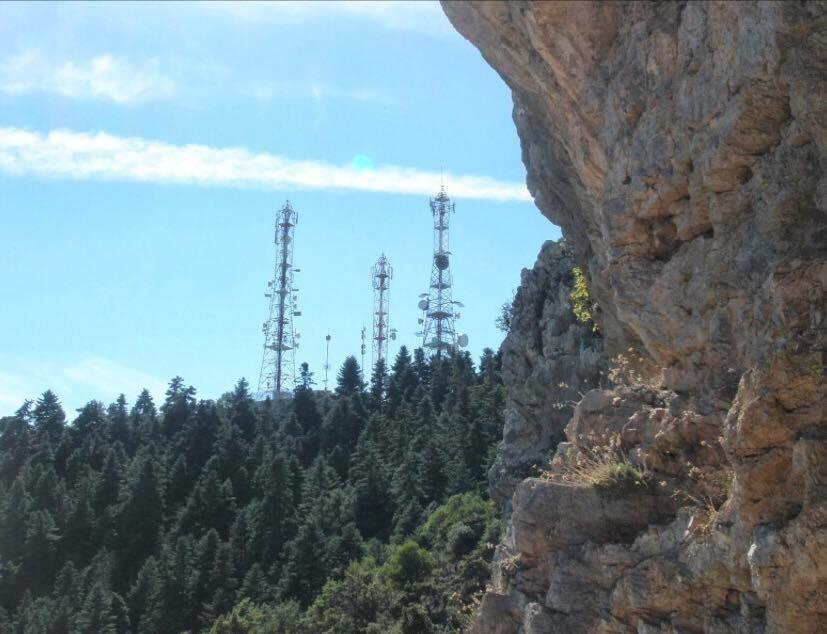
top-left (109, 592), bottom-right (130, 633)
top-left (177, 458), bottom-right (236, 538)
top-left (0, 407), bottom-right (31, 483)
top-left (31, 466), bottom-right (59, 511)
top-left (368, 358), bottom-right (388, 412)
top-left (127, 557), bottom-right (163, 634)
top-left (251, 453), bottom-right (295, 563)
top-left (74, 582), bottom-right (116, 634)
top-left (22, 509), bottom-right (60, 595)
top-left (277, 518), bottom-right (328, 607)
top-left (159, 537), bottom-right (192, 633)
top-left (118, 458), bottom-right (163, 583)
top-left (293, 365), bottom-right (322, 466)
top-left (182, 400), bottom-right (221, 473)
top-left (161, 376), bottom-right (196, 437)
top-left (238, 563), bottom-right (270, 604)
top-left (324, 522), bottom-right (365, 579)
top-left (130, 389), bottom-right (158, 441)
top-left (429, 357), bottom-right (451, 413)
top-left (108, 394), bottom-right (131, 449)
top-left (214, 421), bottom-right (245, 481)
top-left (166, 455), bottom-right (190, 508)
top-left (63, 483), bottom-right (95, 567)
top-left (412, 347), bottom-right (431, 386)
top-left (32, 390), bottom-right (66, 448)
top-left (1, 477), bottom-right (29, 560)
top-left (321, 397), bottom-right (365, 479)
top-left (190, 529), bottom-right (220, 629)
top-left (229, 508), bottom-right (254, 576)
top-left (229, 378), bottom-right (257, 442)
top-left (387, 346), bottom-right (417, 416)
top-left (391, 450), bottom-right (424, 536)
top-left (73, 400), bottom-right (107, 441)
top-left (350, 418), bottom-right (392, 541)
top-left (336, 356), bottom-right (364, 396)
top-left (94, 450), bottom-right (123, 512)
top-left (200, 542), bottom-right (238, 628)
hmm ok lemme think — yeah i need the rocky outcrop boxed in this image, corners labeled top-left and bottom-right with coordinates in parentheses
top-left (492, 240), bottom-right (605, 509)
top-left (442, 2), bottom-right (827, 632)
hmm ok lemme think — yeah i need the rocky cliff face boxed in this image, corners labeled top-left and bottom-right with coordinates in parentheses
top-left (493, 240), bottom-right (606, 510)
top-left (442, 2), bottom-right (827, 632)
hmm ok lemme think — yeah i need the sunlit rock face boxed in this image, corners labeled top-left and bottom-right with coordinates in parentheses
top-left (442, 2), bottom-right (827, 632)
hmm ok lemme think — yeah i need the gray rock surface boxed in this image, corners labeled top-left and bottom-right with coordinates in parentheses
top-left (493, 239), bottom-right (605, 509)
top-left (442, 1), bottom-right (827, 632)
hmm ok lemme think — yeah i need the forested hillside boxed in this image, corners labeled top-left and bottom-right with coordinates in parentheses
top-left (0, 346), bottom-right (505, 633)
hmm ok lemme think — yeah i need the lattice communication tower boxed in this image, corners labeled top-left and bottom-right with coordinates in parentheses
top-left (258, 201), bottom-right (301, 399)
top-left (418, 187), bottom-right (468, 357)
top-left (372, 254), bottom-right (396, 367)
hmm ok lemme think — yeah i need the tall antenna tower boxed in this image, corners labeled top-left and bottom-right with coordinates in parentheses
top-left (360, 326), bottom-right (367, 375)
top-left (418, 187), bottom-right (468, 358)
top-left (372, 254), bottom-right (396, 367)
top-left (323, 332), bottom-right (332, 392)
top-left (258, 201), bottom-right (300, 399)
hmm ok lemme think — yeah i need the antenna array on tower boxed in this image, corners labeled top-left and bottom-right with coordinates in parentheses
top-left (258, 201), bottom-right (300, 399)
top-left (372, 254), bottom-right (396, 367)
top-left (419, 187), bottom-right (467, 357)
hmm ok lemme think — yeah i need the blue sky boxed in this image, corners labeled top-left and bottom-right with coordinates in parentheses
top-left (0, 1), bottom-right (559, 416)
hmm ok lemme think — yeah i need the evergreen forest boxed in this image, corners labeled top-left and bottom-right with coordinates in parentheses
top-left (0, 345), bottom-right (506, 633)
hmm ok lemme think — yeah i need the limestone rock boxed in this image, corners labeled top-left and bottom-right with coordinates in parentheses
top-left (492, 239), bottom-right (605, 509)
top-left (443, 1), bottom-right (827, 632)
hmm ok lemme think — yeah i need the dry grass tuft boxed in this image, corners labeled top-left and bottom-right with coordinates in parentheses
top-left (675, 437), bottom-right (733, 536)
top-left (608, 348), bottom-right (661, 387)
top-left (544, 433), bottom-right (651, 490)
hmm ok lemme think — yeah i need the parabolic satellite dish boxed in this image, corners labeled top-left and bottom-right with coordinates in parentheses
top-left (457, 334), bottom-right (469, 348)
top-left (417, 299), bottom-right (429, 311)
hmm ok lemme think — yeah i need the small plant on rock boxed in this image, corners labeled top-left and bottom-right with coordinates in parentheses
top-left (544, 432), bottom-right (651, 491)
top-left (674, 437), bottom-right (733, 536)
top-left (608, 348), bottom-right (661, 387)
top-left (570, 266), bottom-right (599, 332)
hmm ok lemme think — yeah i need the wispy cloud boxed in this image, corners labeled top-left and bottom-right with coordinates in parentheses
top-left (0, 371), bottom-right (30, 412)
top-left (248, 81), bottom-right (393, 105)
top-left (0, 358), bottom-right (167, 417)
top-left (0, 52), bottom-right (175, 104)
top-left (63, 358), bottom-right (168, 401)
top-left (203, 1), bottom-right (453, 37)
top-left (0, 127), bottom-right (532, 202)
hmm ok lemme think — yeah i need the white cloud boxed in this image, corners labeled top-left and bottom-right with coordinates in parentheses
top-left (0, 359), bottom-right (167, 417)
top-left (203, 1), bottom-right (452, 37)
top-left (248, 81), bottom-right (393, 105)
top-left (0, 127), bottom-right (532, 202)
top-left (0, 371), bottom-right (30, 412)
top-left (63, 358), bottom-right (168, 401)
top-left (0, 52), bottom-right (175, 104)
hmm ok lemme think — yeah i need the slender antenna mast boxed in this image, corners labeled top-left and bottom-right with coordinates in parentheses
top-left (372, 254), bottom-right (395, 368)
top-left (418, 187), bottom-right (468, 358)
top-left (323, 332), bottom-right (332, 392)
top-left (360, 326), bottom-right (367, 377)
top-left (258, 201), bottom-right (300, 399)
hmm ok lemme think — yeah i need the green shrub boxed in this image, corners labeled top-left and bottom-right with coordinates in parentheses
top-left (384, 541), bottom-right (433, 588)
top-left (447, 523), bottom-right (478, 559)
top-left (570, 266), bottom-right (598, 332)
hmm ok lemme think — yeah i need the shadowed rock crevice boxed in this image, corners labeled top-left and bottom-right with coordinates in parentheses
top-left (442, 1), bottom-right (827, 632)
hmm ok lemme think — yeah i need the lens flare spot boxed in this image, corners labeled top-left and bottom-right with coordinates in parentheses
top-left (351, 154), bottom-right (374, 171)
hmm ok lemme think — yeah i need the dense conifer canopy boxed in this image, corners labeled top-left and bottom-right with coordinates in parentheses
top-left (0, 347), bottom-right (505, 632)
